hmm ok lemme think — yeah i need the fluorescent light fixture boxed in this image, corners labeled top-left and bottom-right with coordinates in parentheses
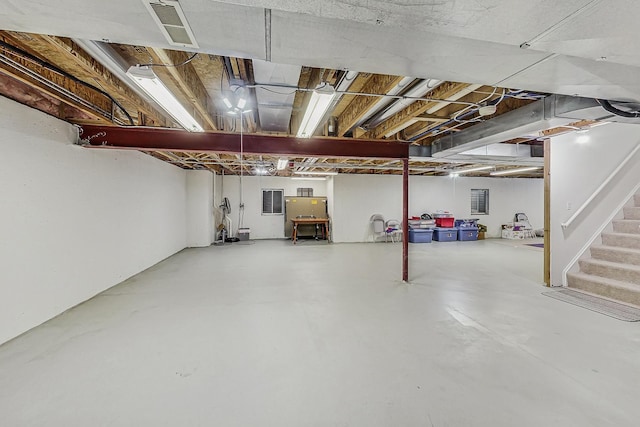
top-left (490, 166), bottom-right (540, 176)
top-left (222, 97), bottom-right (233, 109)
top-left (291, 177), bottom-right (326, 181)
top-left (452, 165), bottom-right (493, 175)
top-left (297, 84), bottom-right (336, 138)
top-left (127, 66), bottom-right (203, 132)
top-left (293, 171), bottom-right (338, 176)
top-left (277, 158), bottom-right (288, 170)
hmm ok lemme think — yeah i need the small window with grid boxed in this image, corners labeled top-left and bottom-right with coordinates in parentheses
top-left (262, 189), bottom-right (284, 215)
top-left (296, 188), bottom-right (314, 197)
top-left (471, 189), bottom-right (489, 215)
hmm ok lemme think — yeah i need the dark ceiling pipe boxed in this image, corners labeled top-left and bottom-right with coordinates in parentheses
top-left (597, 99), bottom-right (640, 118)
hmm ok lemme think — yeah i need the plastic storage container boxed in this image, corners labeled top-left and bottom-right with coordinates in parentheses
top-left (408, 219), bottom-right (435, 229)
top-left (408, 228), bottom-right (433, 243)
top-left (435, 217), bottom-right (455, 228)
top-left (433, 227), bottom-right (458, 242)
top-left (458, 227), bottom-right (479, 241)
top-left (455, 218), bottom-right (479, 228)
top-left (237, 228), bottom-right (250, 241)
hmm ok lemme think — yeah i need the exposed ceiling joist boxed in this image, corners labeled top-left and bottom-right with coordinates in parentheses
top-left (337, 74), bottom-right (405, 136)
top-left (148, 48), bottom-right (217, 130)
top-left (0, 34), bottom-right (115, 123)
top-left (5, 32), bottom-right (169, 126)
top-left (364, 82), bottom-right (472, 139)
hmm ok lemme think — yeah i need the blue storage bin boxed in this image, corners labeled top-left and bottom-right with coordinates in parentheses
top-left (433, 227), bottom-right (458, 242)
top-left (458, 227), bottom-right (479, 241)
top-left (409, 228), bottom-right (433, 243)
top-left (455, 219), bottom-right (479, 228)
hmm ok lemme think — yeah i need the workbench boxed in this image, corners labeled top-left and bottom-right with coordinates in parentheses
top-left (291, 218), bottom-right (330, 244)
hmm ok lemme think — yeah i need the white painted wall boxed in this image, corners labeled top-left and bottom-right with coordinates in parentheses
top-left (332, 174), bottom-right (543, 243)
top-left (326, 176), bottom-right (335, 240)
top-left (0, 97), bottom-right (188, 345)
top-left (186, 170), bottom-right (215, 247)
top-left (550, 123), bottom-right (640, 286)
top-left (221, 176), bottom-right (328, 239)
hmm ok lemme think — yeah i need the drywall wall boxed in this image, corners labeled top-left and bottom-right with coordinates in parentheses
top-left (221, 176), bottom-right (328, 239)
top-left (326, 176), bottom-right (335, 240)
top-left (0, 97), bottom-right (187, 345)
top-left (186, 170), bottom-right (214, 247)
top-left (332, 174), bottom-right (543, 242)
top-left (550, 123), bottom-right (640, 286)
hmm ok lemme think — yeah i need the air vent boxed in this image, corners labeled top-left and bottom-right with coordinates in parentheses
top-left (142, 0), bottom-right (199, 48)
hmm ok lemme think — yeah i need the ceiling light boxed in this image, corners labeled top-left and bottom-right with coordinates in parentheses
top-left (126, 66), bottom-right (203, 132)
top-left (237, 97), bottom-right (247, 109)
top-left (297, 84), bottom-right (336, 138)
top-left (291, 177), bottom-right (327, 181)
top-left (293, 171), bottom-right (338, 176)
top-left (490, 166), bottom-right (541, 176)
top-left (222, 97), bottom-right (233, 109)
top-left (254, 167), bottom-right (268, 175)
top-left (277, 158), bottom-right (288, 170)
top-left (453, 165), bottom-right (493, 174)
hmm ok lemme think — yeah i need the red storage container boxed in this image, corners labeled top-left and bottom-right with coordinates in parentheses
top-left (435, 217), bottom-right (455, 228)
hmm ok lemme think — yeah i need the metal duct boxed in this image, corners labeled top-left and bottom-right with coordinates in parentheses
top-left (364, 78), bottom-right (442, 128)
top-left (349, 76), bottom-right (415, 131)
top-left (430, 95), bottom-right (610, 158)
top-left (252, 59), bottom-right (301, 132)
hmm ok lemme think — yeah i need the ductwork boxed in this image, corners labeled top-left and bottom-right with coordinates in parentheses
top-left (364, 78), bottom-right (443, 129)
top-left (252, 59), bottom-right (301, 132)
top-left (349, 76), bottom-right (415, 132)
top-left (428, 95), bottom-right (627, 158)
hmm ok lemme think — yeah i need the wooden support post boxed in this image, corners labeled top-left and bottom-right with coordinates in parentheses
top-left (544, 138), bottom-right (551, 286)
top-left (403, 158), bottom-right (409, 282)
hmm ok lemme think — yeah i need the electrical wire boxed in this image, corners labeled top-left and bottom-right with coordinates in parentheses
top-left (0, 39), bottom-right (134, 125)
top-left (138, 52), bottom-right (198, 68)
top-left (256, 86), bottom-right (298, 96)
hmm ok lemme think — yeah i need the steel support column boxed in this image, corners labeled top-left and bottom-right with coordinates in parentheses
top-left (402, 158), bottom-right (409, 282)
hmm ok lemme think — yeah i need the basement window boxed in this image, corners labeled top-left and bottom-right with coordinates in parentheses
top-left (471, 189), bottom-right (489, 215)
top-left (297, 188), bottom-right (314, 197)
top-left (262, 189), bottom-right (284, 215)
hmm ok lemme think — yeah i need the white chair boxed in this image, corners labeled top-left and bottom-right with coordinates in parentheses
top-left (385, 219), bottom-right (402, 243)
top-left (370, 214), bottom-right (386, 242)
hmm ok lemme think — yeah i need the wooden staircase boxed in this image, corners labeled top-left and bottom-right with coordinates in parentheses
top-left (567, 194), bottom-right (640, 307)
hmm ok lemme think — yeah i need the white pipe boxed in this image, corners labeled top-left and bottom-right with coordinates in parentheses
top-left (561, 143), bottom-right (640, 229)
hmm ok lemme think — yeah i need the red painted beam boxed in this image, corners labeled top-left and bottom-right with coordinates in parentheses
top-left (78, 125), bottom-right (409, 159)
top-left (402, 158), bottom-right (409, 282)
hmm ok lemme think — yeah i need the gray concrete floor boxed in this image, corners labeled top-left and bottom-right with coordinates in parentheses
top-left (1, 239), bottom-right (640, 426)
